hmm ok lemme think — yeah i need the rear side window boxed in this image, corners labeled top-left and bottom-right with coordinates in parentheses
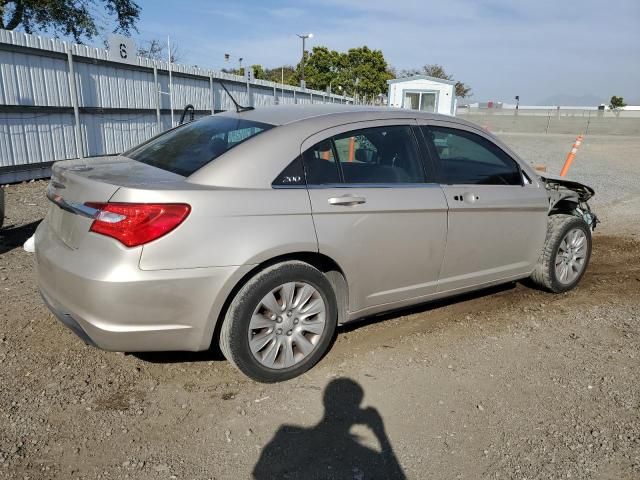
top-left (301, 125), bottom-right (425, 186)
top-left (333, 126), bottom-right (425, 184)
top-left (273, 157), bottom-right (305, 186)
top-left (423, 126), bottom-right (522, 186)
top-left (125, 116), bottom-right (273, 176)
top-left (302, 139), bottom-right (341, 184)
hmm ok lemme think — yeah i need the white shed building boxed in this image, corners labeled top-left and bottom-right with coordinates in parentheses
top-left (387, 75), bottom-right (457, 115)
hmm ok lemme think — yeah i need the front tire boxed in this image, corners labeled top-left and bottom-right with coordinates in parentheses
top-left (530, 214), bottom-right (592, 293)
top-left (219, 261), bottom-right (338, 383)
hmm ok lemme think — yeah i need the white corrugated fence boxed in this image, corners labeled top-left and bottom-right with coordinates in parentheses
top-left (0, 29), bottom-right (352, 181)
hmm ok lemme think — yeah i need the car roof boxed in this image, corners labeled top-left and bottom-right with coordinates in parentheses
top-left (215, 104), bottom-right (450, 126)
top-left (189, 104), bottom-right (528, 189)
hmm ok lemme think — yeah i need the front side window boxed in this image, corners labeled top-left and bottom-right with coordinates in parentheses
top-left (302, 125), bottom-right (425, 185)
top-left (423, 126), bottom-right (522, 186)
top-left (125, 116), bottom-right (274, 176)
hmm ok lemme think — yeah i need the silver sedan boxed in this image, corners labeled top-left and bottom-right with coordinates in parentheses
top-left (35, 105), bottom-right (597, 382)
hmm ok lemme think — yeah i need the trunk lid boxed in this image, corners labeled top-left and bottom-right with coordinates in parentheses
top-left (46, 156), bottom-right (184, 249)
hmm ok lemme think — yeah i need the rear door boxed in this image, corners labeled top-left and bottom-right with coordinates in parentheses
top-left (301, 120), bottom-right (448, 314)
top-left (418, 121), bottom-right (548, 293)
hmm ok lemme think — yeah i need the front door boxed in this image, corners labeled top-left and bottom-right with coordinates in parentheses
top-left (301, 121), bottom-right (448, 314)
top-left (419, 123), bottom-right (548, 293)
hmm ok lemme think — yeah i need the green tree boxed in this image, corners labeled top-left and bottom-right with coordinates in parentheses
top-left (250, 64), bottom-right (264, 80)
top-left (342, 46), bottom-right (393, 99)
top-left (296, 45), bottom-right (392, 99)
top-left (263, 66), bottom-right (297, 85)
top-left (295, 46), bottom-right (341, 91)
top-left (0, 0), bottom-right (140, 42)
top-left (400, 64), bottom-right (472, 98)
top-left (609, 95), bottom-right (627, 110)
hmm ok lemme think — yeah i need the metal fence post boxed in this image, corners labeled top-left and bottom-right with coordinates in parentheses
top-left (209, 74), bottom-right (215, 114)
top-left (293, 90), bottom-right (297, 104)
top-left (168, 59), bottom-right (174, 126)
top-left (273, 84), bottom-right (277, 105)
top-left (545, 110), bottom-right (551, 134)
top-left (153, 64), bottom-right (161, 131)
top-left (66, 45), bottom-right (84, 159)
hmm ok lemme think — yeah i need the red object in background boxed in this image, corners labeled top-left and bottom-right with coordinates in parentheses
top-left (487, 101), bottom-right (494, 109)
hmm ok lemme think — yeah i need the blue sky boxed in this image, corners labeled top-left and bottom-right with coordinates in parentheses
top-left (129, 0), bottom-right (638, 103)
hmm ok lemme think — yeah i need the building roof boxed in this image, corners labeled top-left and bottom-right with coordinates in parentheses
top-left (387, 75), bottom-right (457, 86)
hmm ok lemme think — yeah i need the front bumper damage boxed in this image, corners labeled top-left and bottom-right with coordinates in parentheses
top-left (541, 174), bottom-right (599, 230)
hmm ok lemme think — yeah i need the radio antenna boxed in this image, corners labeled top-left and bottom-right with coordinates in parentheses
top-left (217, 80), bottom-right (254, 113)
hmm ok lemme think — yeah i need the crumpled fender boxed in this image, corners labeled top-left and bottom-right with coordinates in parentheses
top-left (539, 174), bottom-right (598, 230)
top-left (539, 174), bottom-right (595, 202)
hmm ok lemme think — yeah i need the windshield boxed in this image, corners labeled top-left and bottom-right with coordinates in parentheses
top-left (124, 116), bottom-right (274, 176)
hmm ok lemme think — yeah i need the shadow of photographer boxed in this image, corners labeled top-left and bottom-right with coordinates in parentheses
top-left (253, 377), bottom-right (406, 479)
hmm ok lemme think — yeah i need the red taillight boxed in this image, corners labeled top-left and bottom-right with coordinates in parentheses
top-left (84, 203), bottom-right (191, 247)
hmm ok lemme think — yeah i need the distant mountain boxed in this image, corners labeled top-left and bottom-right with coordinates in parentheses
top-left (536, 94), bottom-right (606, 107)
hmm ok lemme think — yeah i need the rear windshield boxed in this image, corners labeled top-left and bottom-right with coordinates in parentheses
top-left (124, 116), bottom-right (274, 176)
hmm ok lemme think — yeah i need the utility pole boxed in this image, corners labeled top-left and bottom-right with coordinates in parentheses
top-left (297, 33), bottom-right (313, 88)
top-left (168, 36), bottom-right (174, 127)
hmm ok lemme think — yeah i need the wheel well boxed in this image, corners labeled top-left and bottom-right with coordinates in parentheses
top-left (209, 252), bottom-right (349, 351)
top-left (549, 199), bottom-right (579, 217)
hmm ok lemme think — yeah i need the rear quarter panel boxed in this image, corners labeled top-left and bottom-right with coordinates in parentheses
top-left (107, 187), bottom-right (317, 270)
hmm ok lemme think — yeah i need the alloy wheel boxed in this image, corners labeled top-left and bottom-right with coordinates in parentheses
top-left (248, 282), bottom-right (327, 369)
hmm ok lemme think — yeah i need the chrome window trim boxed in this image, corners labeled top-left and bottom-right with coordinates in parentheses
top-left (305, 182), bottom-right (442, 189)
top-left (271, 184), bottom-right (307, 189)
top-left (273, 183), bottom-right (442, 190)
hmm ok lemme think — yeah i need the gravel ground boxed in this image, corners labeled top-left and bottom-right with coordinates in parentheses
top-left (497, 132), bottom-right (640, 208)
top-left (1, 133), bottom-right (639, 479)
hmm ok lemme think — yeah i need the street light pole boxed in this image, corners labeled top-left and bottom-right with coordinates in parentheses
top-left (224, 53), bottom-right (244, 73)
top-left (297, 33), bottom-right (313, 88)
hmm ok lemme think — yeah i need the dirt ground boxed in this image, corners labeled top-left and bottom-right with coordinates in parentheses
top-left (1, 134), bottom-right (639, 479)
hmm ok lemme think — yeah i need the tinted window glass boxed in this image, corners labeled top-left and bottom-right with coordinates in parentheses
top-left (424, 127), bottom-right (522, 185)
top-left (302, 139), bottom-right (341, 184)
top-left (273, 157), bottom-right (305, 186)
top-left (333, 126), bottom-right (425, 184)
top-left (125, 116), bottom-right (273, 176)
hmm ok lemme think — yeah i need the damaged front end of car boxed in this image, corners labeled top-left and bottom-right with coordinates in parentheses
top-left (540, 174), bottom-right (599, 230)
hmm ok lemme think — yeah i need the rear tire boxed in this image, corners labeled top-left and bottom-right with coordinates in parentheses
top-left (530, 214), bottom-right (592, 293)
top-left (219, 261), bottom-right (338, 383)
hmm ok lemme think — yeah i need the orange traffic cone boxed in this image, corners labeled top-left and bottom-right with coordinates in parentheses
top-left (559, 134), bottom-right (583, 177)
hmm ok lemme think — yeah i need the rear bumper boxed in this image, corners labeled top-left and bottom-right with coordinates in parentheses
top-left (40, 290), bottom-right (98, 347)
top-left (35, 220), bottom-right (251, 352)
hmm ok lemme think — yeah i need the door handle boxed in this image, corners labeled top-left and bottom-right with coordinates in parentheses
top-left (453, 193), bottom-right (480, 203)
top-left (328, 195), bottom-right (366, 206)
top-left (463, 192), bottom-right (480, 203)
